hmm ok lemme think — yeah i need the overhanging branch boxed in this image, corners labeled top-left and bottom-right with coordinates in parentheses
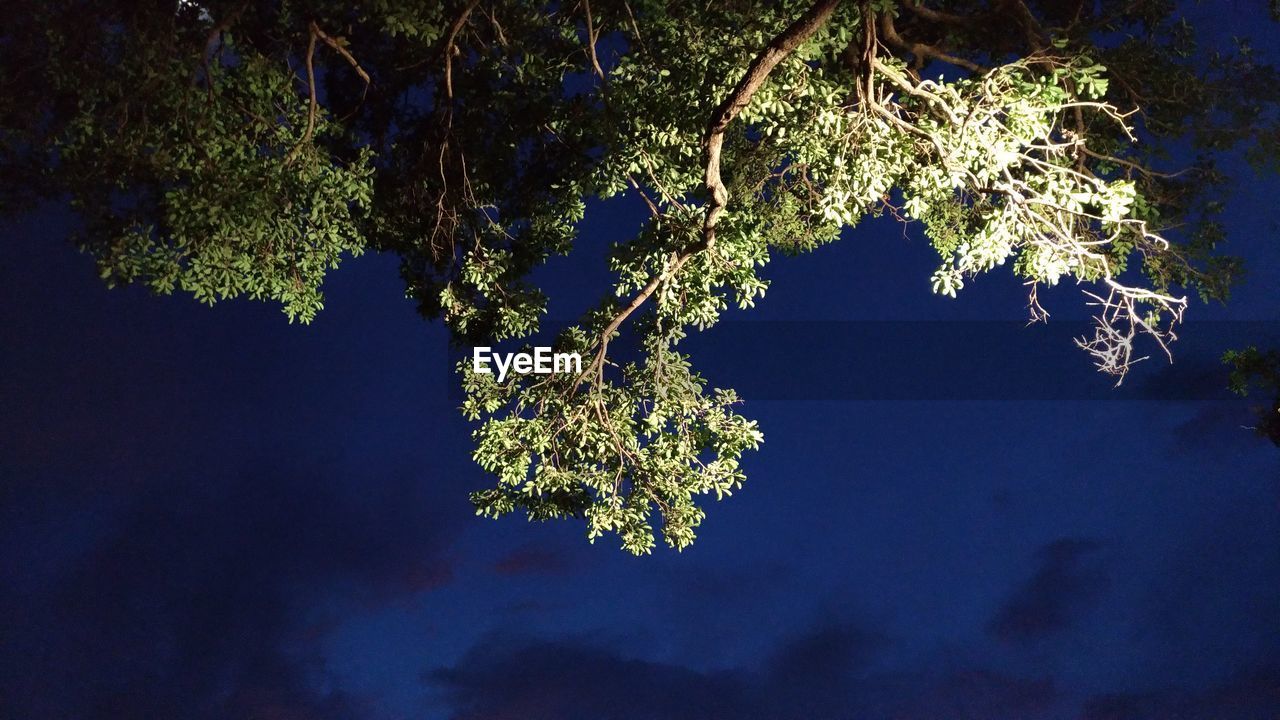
top-left (575, 0), bottom-right (843, 389)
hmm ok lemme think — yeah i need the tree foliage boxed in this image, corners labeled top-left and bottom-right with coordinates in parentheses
top-left (3, 0), bottom-right (1277, 552)
top-left (1225, 347), bottom-right (1280, 446)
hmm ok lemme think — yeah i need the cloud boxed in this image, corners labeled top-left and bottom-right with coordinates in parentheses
top-left (987, 538), bottom-right (1110, 643)
top-left (429, 637), bottom-right (753, 720)
top-left (427, 625), bottom-right (1056, 720)
top-left (1169, 401), bottom-right (1270, 456)
top-left (880, 669), bottom-right (1056, 720)
top-left (492, 545), bottom-right (573, 576)
top-left (1081, 660), bottom-right (1280, 720)
top-left (763, 624), bottom-right (885, 691)
top-left (0, 462), bottom-right (455, 720)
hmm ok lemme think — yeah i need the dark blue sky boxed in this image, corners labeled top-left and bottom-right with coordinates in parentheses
top-left (2, 6), bottom-right (1279, 719)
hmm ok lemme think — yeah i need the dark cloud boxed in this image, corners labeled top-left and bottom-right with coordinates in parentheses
top-left (674, 558), bottom-right (795, 600)
top-left (763, 624), bottom-right (885, 691)
top-left (1170, 401), bottom-right (1271, 456)
top-left (987, 538), bottom-right (1110, 643)
top-left (427, 625), bottom-right (1056, 720)
top-left (1133, 350), bottom-right (1236, 401)
top-left (881, 669), bottom-right (1056, 720)
top-left (1132, 322), bottom-right (1280, 401)
top-left (0, 462), bottom-right (455, 720)
top-left (429, 637), bottom-right (753, 720)
top-left (493, 545), bottom-right (573, 576)
top-left (1082, 660), bottom-right (1280, 720)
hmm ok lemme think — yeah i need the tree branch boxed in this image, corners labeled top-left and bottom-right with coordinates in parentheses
top-left (703, 0), bottom-right (842, 248)
top-left (284, 26), bottom-right (319, 165)
top-left (582, 0), bottom-right (607, 82)
top-left (285, 21), bottom-right (372, 164)
top-left (444, 0), bottom-right (482, 100)
top-left (198, 0), bottom-right (250, 96)
top-left (999, 0), bottom-right (1048, 52)
top-left (878, 11), bottom-right (984, 73)
top-left (902, 0), bottom-right (977, 27)
top-left (310, 21), bottom-right (371, 100)
top-left (574, 0), bottom-right (842, 390)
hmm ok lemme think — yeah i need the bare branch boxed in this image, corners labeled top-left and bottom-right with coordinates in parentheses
top-left (1076, 282), bottom-right (1185, 382)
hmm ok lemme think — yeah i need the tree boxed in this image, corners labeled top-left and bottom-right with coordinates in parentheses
top-left (1225, 347), bottom-right (1280, 446)
top-left (3, 0), bottom-right (1277, 553)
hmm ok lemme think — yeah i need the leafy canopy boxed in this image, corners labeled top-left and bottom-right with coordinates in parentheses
top-left (3, 0), bottom-right (1277, 552)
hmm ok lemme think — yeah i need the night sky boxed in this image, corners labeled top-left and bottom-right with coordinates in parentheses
top-left (3, 6), bottom-right (1279, 719)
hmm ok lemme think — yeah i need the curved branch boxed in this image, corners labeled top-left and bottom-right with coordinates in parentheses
top-left (878, 11), bottom-right (984, 73)
top-left (284, 21), bottom-right (371, 164)
top-left (1000, 0), bottom-right (1048, 52)
top-left (444, 0), bottom-right (483, 99)
top-left (284, 26), bottom-right (319, 166)
top-left (902, 0), bottom-right (977, 27)
top-left (703, 0), bottom-right (843, 247)
top-left (311, 22), bottom-right (371, 98)
top-left (576, 0), bottom-right (843, 389)
top-left (582, 0), bottom-right (607, 82)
